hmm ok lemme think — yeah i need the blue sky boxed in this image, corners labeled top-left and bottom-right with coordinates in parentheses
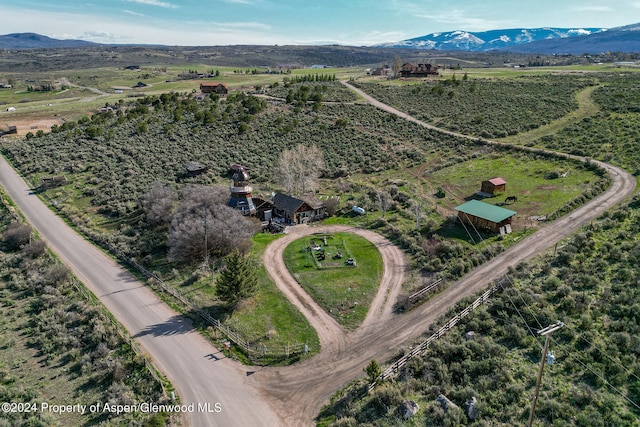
top-left (2, 0), bottom-right (639, 46)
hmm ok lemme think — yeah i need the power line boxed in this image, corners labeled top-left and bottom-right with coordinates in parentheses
top-left (554, 338), bottom-right (640, 412)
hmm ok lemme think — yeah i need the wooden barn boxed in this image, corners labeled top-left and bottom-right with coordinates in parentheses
top-left (273, 193), bottom-right (326, 225)
top-left (200, 83), bottom-right (228, 95)
top-left (455, 200), bottom-right (516, 234)
top-left (480, 177), bottom-right (507, 196)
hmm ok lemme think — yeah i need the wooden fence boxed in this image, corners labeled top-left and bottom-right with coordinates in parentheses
top-left (116, 249), bottom-right (310, 361)
top-left (368, 280), bottom-right (504, 392)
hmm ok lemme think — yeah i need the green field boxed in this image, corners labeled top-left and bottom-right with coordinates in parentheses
top-left (283, 232), bottom-right (383, 330)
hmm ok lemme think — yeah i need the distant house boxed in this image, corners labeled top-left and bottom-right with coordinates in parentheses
top-left (455, 200), bottom-right (516, 234)
top-left (0, 84), bottom-right (12, 89)
top-left (399, 63), bottom-right (439, 78)
top-left (200, 83), bottom-right (228, 95)
top-left (480, 177), bottom-right (507, 196)
top-left (369, 66), bottom-right (391, 76)
top-left (273, 193), bottom-right (326, 225)
top-left (6, 107), bottom-right (16, 112)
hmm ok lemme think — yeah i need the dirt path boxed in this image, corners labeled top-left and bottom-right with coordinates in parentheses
top-left (248, 83), bottom-right (637, 426)
top-left (263, 225), bottom-right (408, 349)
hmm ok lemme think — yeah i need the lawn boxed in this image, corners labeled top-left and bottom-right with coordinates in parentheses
top-left (428, 152), bottom-right (604, 221)
top-left (283, 232), bottom-right (383, 330)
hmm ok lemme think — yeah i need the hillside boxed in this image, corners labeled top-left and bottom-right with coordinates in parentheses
top-left (0, 32), bottom-right (99, 49)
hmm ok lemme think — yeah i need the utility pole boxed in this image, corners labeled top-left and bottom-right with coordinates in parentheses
top-left (202, 216), bottom-right (209, 271)
top-left (528, 321), bottom-right (564, 427)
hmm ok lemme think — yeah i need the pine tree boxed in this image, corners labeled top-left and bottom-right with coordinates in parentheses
top-left (215, 251), bottom-right (258, 309)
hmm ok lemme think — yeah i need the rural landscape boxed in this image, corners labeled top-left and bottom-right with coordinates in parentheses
top-left (1, 22), bottom-right (640, 427)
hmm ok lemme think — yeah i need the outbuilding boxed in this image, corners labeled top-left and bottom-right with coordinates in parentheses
top-left (455, 200), bottom-right (516, 234)
top-left (480, 177), bottom-right (507, 196)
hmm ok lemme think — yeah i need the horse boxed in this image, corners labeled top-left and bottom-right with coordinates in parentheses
top-left (505, 195), bottom-right (518, 204)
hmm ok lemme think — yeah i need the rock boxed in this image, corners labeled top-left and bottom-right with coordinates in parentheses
top-left (436, 394), bottom-right (458, 411)
top-left (399, 400), bottom-right (419, 419)
top-left (464, 396), bottom-right (478, 420)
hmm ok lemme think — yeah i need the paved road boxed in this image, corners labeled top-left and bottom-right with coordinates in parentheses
top-left (0, 156), bottom-right (281, 427)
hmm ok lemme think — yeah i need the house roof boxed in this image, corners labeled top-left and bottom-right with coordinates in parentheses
top-left (273, 193), bottom-right (304, 213)
top-left (273, 193), bottom-right (324, 213)
top-left (200, 82), bottom-right (227, 88)
top-left (486, 177), bottom-right (507, 186)
top-left (455, 200), bottom-right (516, 223)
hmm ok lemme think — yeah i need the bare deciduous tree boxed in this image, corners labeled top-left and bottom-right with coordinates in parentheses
top-left (277, 144), bottom-right (325, 195)
top-left (141, 181), bottom-right (178, 226)
top-left (392, 55), bottom-right (403, 79)
top-left (377, 191), bottom-right (392, 218)
top-left (167, 185), bottom-right (259, 263)
top-left (324, 196), bottom-right (340, 217)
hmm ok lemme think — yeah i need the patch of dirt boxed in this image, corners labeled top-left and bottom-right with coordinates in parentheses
top-left (2, 118), bottom-right (63, 136)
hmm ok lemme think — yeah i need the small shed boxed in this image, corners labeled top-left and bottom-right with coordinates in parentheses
top-left (185, 161), bottom-right (207, 176)
top-left (40, 175), bottom-right (68, 190)
top-left (480, 177), bottom-right (507, 195)
top-left (273, 193), bottom-right (326, 224)
top-left (455, 200), bottom-right (516, 233)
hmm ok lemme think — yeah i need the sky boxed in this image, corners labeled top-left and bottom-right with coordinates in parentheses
top-left (1, 0), bottom-right (639, 46)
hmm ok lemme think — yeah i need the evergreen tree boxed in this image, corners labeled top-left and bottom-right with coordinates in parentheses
top-left (215, 251), bottom-right (258, 309)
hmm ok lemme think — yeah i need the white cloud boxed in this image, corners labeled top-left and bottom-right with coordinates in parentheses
top-left (123, 0), bottom-right (178, 9)
top-left (122, 9), bottom-right (145, 17)
top-left (575, 5), bottom-right (614, 12)
top-left (632, 1), bottom-right (640, 8)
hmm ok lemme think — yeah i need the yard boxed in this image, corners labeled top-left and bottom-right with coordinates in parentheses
top-left (283, 232), bottom-right (383, 330)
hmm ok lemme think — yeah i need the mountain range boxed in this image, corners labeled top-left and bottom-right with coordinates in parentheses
top-left (1, 23), bottom-right (639, 54)
top-left (379, 23), bottom-right (640, 53)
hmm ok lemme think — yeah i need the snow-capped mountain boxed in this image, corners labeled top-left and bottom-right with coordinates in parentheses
top-left (379, 27), bottom-right (606, 51)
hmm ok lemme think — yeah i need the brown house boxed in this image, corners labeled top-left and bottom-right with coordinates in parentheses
top-left (200, 83), bottom-right (228, 95)
top-left (480, 177), bottom-right (507, 196)
top-left (399, 63), bottom-right (439, 78)
top-left (273, 193), bottom-right (326, 225)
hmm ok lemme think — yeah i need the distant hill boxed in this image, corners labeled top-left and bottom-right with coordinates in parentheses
top-left (378, 27), bottom-right (606, 52)
top-left (502, 23), bottom-right (640, 54)
top-left (0, 33), bottom-right (100, 49)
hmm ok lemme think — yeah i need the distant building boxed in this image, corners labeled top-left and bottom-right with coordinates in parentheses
top-left (399, 63), bottom-right (439, 78)
top-left (200, 83), bottom-right (228, 95)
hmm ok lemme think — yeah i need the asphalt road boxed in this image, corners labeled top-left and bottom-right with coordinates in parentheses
top-left (0, 156), bottom-right (281, 427)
